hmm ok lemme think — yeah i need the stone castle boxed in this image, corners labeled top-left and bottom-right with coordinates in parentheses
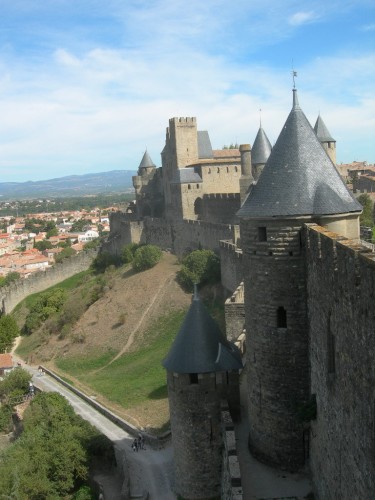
top-left (104, 89), bottom-right (374, 499)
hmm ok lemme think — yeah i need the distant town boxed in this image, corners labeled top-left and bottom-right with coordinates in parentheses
top-left (0, 196), bottom-right (131, 281)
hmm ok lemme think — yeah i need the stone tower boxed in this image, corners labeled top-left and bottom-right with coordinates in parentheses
top-left (163, 288), bottom-right (242, 499)
top-left (314, 114), bottom-right (336, 164)
top-left (239, 143), bottom-right (254, 205)
top-left (162, 117), bottom-right (199, 218)
top-left (251, 124), bottom-right (272, 180)
top-left (237, 89), bottom-right (361, 470)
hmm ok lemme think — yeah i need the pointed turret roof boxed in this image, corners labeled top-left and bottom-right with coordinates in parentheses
top-left (314, 115), bottom-right (335, 143)
top-left (138, 150), bottom-right (156, 170)
top-left (252, 126), bottom-right (272, 165)
top-left (162, 287), bottom-right (242, 374)
top-left (237, 90), bottom-right (362, 218)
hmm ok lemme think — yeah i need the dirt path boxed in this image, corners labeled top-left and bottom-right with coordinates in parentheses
top-left (105, 272), bottom-right (176, 367)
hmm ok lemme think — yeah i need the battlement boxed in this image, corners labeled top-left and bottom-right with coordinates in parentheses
top-left (170, 117), bottom-right (197, 124)
top-left (203, 193), bottom-right (240, 200)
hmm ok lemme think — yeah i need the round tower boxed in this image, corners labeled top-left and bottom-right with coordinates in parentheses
top-left (239, 144), bottom-right (254, 204)
top-left (314, 114), bottom-right (336, 165)
top-left (251, 125), bottom-right (272, 180)
top-left (237, 89), bottom-right (361, 470)
top-left (163, 287), bottom-right (242, 499)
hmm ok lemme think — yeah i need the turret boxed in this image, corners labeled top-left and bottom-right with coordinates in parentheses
top-left (237, 89), bottom-right (361, 471)
top-left (314, 114), bottom-right (336, 164)
top-left (251, 125), bottom-right (272, 180)
top-left (239, 144), bottom-right (254, 205)
top-left (163, 287), bottom-right (242, 499)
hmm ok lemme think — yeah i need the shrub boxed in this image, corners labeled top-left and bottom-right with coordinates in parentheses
top-left (121, 243), bottom-right (141, 264)
top-left (177, 249), bottom-right (220, 291)
top-left (132, 245), bottom-right (162, 272)
top-left (55, 247), bottom-right (77, 263)
top-left (0, 368), bottom-right (32, 400)
top-left (91, 252), bottom-right (121, 273)
top-left (0, 315), bottom-right (20, 353)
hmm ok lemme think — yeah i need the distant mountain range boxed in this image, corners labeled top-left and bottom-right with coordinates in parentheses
top-left (0, 170), bottom-right (136, 199)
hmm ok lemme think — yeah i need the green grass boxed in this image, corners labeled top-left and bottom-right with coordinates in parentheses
top-left (12, 270), bottom-right (91, 314)
top-left (55, 309), bottom-right (187, 408)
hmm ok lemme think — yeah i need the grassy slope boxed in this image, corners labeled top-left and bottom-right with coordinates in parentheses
top-left (13, 259), bottom-right (192, 433)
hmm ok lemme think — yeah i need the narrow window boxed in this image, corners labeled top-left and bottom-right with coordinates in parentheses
top-left (258, 226), bottom-right (267, 242)
top-left (217, 167), bottom-right (220, 173)
top-left (196, 184), bottom-right (199, 189)
top-left (235, 166), bottom-right (238, 172)
top-left (189, 373), bottom-right (198, 384)
top-left (226, 167), bottom-right (229, 173)
top-left (188, 184), bottom-right (191, 190)
top-left (277, 307), bottom-right (287, 328)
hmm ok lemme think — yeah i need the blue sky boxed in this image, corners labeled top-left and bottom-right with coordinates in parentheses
top-left (0, 0), bottom-right (374, 182)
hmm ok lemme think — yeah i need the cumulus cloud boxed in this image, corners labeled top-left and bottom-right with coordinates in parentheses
top-left (0, 0), bottom-right (374, 181)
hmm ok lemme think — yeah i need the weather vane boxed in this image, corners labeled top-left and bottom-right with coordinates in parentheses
top-left (291, 60), bottom-right (297, 89)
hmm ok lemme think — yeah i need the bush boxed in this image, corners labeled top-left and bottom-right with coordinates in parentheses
top-left (22, 288), bottom-right (67, 335)
top-left (177, 249), bottom-right (220, 291)
top-left (132, 245), bottom-right (162, 272)
top-left (121, 243), bottom-right (141, 264)
top-left (0, 368), bottom-right (32, 401)
top-left (91, 252), bottom-right (121, 273)
top-left (55, 247), bottom-right (77, 263)
top-left (0, 315), bottom-right (20, 353)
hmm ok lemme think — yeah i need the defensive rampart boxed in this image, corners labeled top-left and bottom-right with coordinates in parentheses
top-left (220, 240), bottom-right (243, 293)
top-left (306, 224), bottom-right (375, 499)
top-left (225, 282), bottom-right (245, 342)
top-left (173, 219), bottom-right (238, 256)
top-left (221, 404), bottom-right (243, 499)
top-left (202, 193), bottom-right (241, 224)
top-left (0, 249), bottom-right (98, 314)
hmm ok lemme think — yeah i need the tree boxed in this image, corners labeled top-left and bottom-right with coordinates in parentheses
top-left (91, 251), bottom-right (121, 273)
top-left (46, 227), bottom-right (58, 238)
top-left (55, 247), bottom-right (77, 263)
top-left (0, 315), bottom-right (20, 353)
top-left (177, 249), bottom-right (221, 291)
top-left (132, 245), bottom-right (162, 271)
top-left (121, 243), bottom-right (141, 264)
top-left (0, 367), bottom-right (31, 400)
top-left (358, 193), bottom-right (374, 227)
top-left (34, 240), bottom-right (53, 251)
top-left (0, 271), bottom-right (20, 288)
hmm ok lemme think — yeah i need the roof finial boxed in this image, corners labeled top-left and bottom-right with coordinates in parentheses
top-left (291, 62), bottom-right (297, 90)
top-left (259, 108), bottom-right (262, 128)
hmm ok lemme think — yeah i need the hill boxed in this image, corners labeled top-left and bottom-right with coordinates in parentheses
top-left (0, 170), bottom-right (135, 199)
top-left (15, 252), bottom-right (192, 432)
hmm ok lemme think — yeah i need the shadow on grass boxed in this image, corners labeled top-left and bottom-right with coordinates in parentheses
top-left (148, 384), bottom-right (168, 400)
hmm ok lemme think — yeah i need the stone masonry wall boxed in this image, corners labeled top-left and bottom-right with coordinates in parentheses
top-left (221, 405), bottom-right (243, 500)
top-left (0, 249), bottom-right (97, 314)
top-left (306, 224), bottom-right (375, 499)
top-left (220, 241), bottom-right (243, 293)
top-left (240, 218), bottom-right (309, 470)
top-left (167, 371), bottom-right (223, 499)
top-left (225, 282), bottom-right (245, 342)
top-left (202, 193), bottom-right (241, 224)
top-left (173, 219), bottom-right (238, 257)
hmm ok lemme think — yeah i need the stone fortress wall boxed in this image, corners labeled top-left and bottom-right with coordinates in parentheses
top-left (0, 249), bottom-right (98, 314)
top-left (306, 224), bottom-right (375, 499)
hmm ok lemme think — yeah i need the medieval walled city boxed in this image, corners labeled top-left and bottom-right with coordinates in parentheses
top-left (103, 88), bottom-right (375, 499)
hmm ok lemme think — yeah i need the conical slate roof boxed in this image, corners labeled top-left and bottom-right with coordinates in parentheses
top-left (237, 90), bottom-right (362, 218)
top-left (252, 127), bottom-right (272, 165)
top-left (314, 115), bottom-right (335, 143)
top-left (138, 150), bottom-right (156, 170)
top-left (162, 288), bottom-right (243, 374)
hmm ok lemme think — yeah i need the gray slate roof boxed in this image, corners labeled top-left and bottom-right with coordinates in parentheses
top-left (237, 90), bottom-right (362, 218)
top-left (198, 131), bottom-right (214, 159)
top-left (314, 115), bottom-right (335, 143)
top-left (138, 150), bottom-right (156, 170)
top-left (252, 127), bottom-right (272, 165)
top-left (171, 167), bottom-right (202, 184)
top-left (162, 289), bottom-right (243, 374)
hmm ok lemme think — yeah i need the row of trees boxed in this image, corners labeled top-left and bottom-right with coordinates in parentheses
top-left (0, 388), bottom-right (112, 499)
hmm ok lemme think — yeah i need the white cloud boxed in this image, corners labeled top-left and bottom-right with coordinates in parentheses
top-left (289, 11), bottom-right (319, 26)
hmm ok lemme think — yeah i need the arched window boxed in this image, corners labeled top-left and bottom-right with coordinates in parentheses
top-left (277, 307), bottom-right (287, 328)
